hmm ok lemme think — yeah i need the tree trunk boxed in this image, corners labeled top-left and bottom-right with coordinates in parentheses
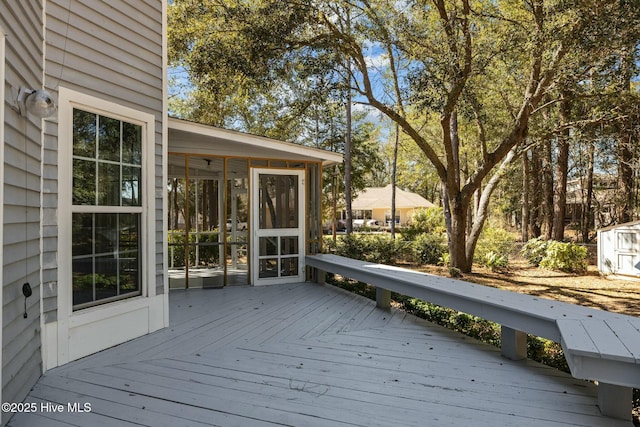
top-left (581, 140), bottom-right (595, 242)
top-left (529, 147), bottom-right (543, 237)
top-left (521, 152), bottom-right (530, 242)
top-left (541, 137), bottom-right (554, 239)
top-left (617, 44), bottom-right (634, 224)
top-left (466, 149), bottom-right (517, 265)
top-left (344, 10), bottom-right (353, 235)
top-left (552, 89), bottom-right (571, 241)
top-left (390, 123), bottom-right (399, 239)
top-left (332, 165), bottom-right (338, 242)
top-left (344, 89), bottom-right (353, 234)
top-left (443, 110), bottom-right (472, 272)
top-left (448, 197), bottom-right (470, 272)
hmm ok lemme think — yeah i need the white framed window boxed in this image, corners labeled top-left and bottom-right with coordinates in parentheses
top-left (58, 88), bottom-right (155, 312)
top-left (71, 109), bottom-right (144, 309)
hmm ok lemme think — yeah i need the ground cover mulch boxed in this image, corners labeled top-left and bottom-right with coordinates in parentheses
top-left (415, 259), bottom-right (640, 317)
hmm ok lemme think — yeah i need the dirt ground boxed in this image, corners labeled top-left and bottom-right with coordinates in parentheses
top-left (415, 258), bottom-right (640, 318)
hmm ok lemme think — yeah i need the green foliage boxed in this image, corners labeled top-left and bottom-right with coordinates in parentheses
top-left (527, 337), bottom-right (569, 373)
top-left (397, 297), bottom-right (570, 372)
top-left (520, 237), bottom-right (550, 267)
top-left (474, 227), bottom-right (516, 265)
top-left (521, 238), bottom-right (588, 273)
top-left (539, 241), bottom-right (588, 273)
top-left (74, 274), bottom-right (117, 289)
top-left (400, 297), bottom-right (501, 347)
top-left (410, 233), bottom-right (447, 265)
top-left (401, 207), bottom-right (446, 241)
top-left (169, 0), bottom-right (640, 276)
top-left (330, 278), bottom-right (574, 374)
top-left (439, 252), bottom-right (450, 267)
top-left (168, 232), bottom-right (222, 268)
top-left (326, 275), bottom-right (377, 301)
top-left (322, 119), bottom-right (386, 213)
top-left (481, 251), bottom-right (509, 272)
top-left (325, 232), bottom-right (450, 267)
top-left (325, 234), bottom-right (408, 265)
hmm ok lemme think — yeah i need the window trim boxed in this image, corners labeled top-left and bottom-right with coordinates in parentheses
top-left (58, 87), bottom-right (155, 319)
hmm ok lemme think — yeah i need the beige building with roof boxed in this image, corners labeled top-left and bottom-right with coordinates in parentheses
top-left (349, 184), bottom-right (436, 226)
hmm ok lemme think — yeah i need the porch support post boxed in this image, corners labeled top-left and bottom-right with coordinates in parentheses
top-left (376, 287), bottom-right (391, 310)
top-left (598, 382), bottom-right (632, 420)
top-left (501, 326), bottom-right (527, 360)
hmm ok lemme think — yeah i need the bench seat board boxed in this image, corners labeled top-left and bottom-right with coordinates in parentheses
top-left (558, 319), bottom-right (635, 363)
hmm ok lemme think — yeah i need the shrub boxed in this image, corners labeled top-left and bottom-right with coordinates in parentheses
top-left (402, 207), bottom-right (446, 241)
top-left (521, 238), bottom-right (587, 273)
top-left (439, 252), bottom-right (450, 267)
top-left (481, 251), bottom-right (509, 272)
top-left (539, 241), bottom-right (588, 273)
top-left (400, 297), bottom-right (501, 347)
top-left (327, 234), bottom-right (408, 264)
top-left (168, 231), bottom-right (222, 268)
top-left (411, 233), bottom-right (447, 265)
top-left (520, 237), bottom-right (550, 266)
top-left (474, 227), bottom-right (516, 266)
top-left (527, 337), bottom-right (569, 373)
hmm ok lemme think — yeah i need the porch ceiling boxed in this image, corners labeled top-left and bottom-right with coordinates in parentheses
top-left (168, 117), bottom-right (343, 166)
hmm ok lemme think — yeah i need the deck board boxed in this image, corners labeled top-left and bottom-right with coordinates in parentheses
top-left (8, 282), bottom-right (632, 426)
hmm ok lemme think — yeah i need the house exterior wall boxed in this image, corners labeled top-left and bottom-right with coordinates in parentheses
top-left (1, 0), bottom-right (166, 409)
top-left (41, 0), bottom-right (167, 370)
top-left (43, 0), bottom-right (165, 322)
top-left (1, 1), bottom-right (46, 422)
top-left (371, 209), bottom-right (385, 226)
top-left (370, 207), bottom-right (413, 226)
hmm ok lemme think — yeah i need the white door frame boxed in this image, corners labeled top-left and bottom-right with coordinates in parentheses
top-left (251, 168), bottom-right (305, 286)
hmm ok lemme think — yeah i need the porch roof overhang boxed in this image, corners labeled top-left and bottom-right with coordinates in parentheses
top-left (168, 117), bottom-right (343, 167)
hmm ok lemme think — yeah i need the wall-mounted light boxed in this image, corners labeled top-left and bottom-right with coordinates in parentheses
top-left (15, 86), bottom-right (57, 118)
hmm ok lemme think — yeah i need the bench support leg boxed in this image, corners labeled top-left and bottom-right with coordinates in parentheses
top-left (315, 269), bottom-right (326, 285)
top-left (501, 326), bottom-right (527, 360)
top-left (597, 382), bottom-right (631, 420)
top-left (376, 288), bottom-right (391, 310)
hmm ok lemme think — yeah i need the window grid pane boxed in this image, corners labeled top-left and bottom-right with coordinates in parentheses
top-left (72, 213), bottom-right (141, 309)
top-left (72, 109), bottom-right (142, 208)
top-left (71, 107), bottom-right (144, 310)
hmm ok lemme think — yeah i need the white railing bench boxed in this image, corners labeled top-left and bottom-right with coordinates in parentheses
top-left (306, 253), bottom-right (640, 421)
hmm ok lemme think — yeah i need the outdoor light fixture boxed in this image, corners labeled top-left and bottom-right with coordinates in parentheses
top-left (15, 86), bottom-right (57, 118)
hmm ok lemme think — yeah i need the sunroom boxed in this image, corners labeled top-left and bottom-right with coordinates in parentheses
top-left (167, 118), bottom-right (342, 288)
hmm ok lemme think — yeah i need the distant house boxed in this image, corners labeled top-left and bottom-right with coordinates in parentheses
top-left (565, 175), bottom-right (617, 228)
top-left (597, 220), bottom-right (640, 278)
top-left (348, 184), bottom-right (436, 226)
top-left (0, 2), bottom-right (340, 423)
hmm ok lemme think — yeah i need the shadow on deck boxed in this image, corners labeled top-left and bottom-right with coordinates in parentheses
top-left (8, 283), bottom-right (632, 426)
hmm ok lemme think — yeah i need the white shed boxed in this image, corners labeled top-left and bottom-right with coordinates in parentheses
top-left (597, 220), bottom-right (640, 277)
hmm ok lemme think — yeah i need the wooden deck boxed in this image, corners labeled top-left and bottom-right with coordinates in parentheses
top-left (9, 283), bottom-right (632, 426)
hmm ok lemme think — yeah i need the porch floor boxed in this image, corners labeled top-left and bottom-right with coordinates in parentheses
top-left (9, 283), bottom-right (631, 426)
